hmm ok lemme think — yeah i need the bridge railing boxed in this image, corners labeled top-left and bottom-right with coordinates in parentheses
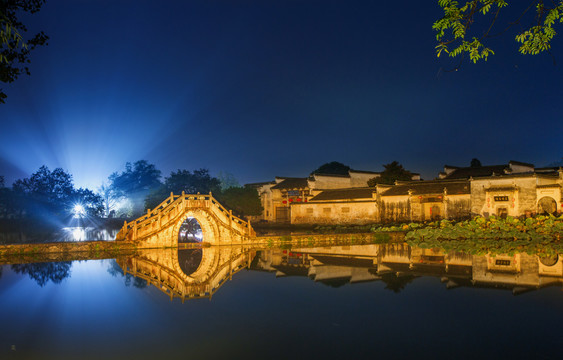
top-left (118, 192), bottom-right (254, 240)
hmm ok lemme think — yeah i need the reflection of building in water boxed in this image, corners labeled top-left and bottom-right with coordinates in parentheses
top-left (116, 244), bottom-right (563, 301)
top-left (251, 244), bottom-right (563, 295)
top-left (116, 247), bottom-right (256, 302)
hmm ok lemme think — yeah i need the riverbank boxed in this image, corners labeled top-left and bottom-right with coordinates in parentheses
top-left (0, 232), bottom-right (401, 264)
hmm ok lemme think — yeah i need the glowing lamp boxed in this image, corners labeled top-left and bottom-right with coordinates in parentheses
top-left (72, 204), bottom-right (86, 218)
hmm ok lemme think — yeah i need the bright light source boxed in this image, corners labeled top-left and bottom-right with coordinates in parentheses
top-left (72, 204), bottom-right (86, 218)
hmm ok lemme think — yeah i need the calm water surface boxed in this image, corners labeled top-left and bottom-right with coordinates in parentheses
top-left (1, 243), bottom-right (562, 360)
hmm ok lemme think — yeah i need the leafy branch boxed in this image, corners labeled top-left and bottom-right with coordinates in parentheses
top-left (434, 0), bottom-right (563, 63)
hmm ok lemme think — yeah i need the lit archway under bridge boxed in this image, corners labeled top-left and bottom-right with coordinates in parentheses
top-left (115, 192), bottom-right (256, 247)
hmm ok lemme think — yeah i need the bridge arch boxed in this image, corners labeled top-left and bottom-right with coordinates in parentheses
top-left (172, 208), bottom-right (221, 246)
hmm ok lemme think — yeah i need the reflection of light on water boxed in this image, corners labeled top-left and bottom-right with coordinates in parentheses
top-left (60, 227), bottom-right (119, 241)
top-left (62, 227), bottom-right (87, 241)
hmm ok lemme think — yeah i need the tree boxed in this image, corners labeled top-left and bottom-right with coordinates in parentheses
top-left (470, 158), bottom-right (482, 167)
top-left (70, 188), bottom-right (104, 217)
top-left (144, 168), bottom-right (220, 210)
top-left (11, 165), bottom-right (102, 219)
top-left (13, 165), bottom-right (75, 217)
top-left (217, 171), bottom-right (240, 191)
top-left (98, 183), bottom-right (120, 217)
top-left (0, 175), bottom-right (11, 218)
top-left (216, 186), bottom-right (263, 218)
top-left (109, 160), bottom-right (162, 215)
top-left (11, 262), bottom-right (72, 287)
top-left (312, 161), bottom-right (351, 175)
top-left (1, 0), bottom-right (49, 103)
top-left (434, 0), bottom-right (563, 65)
top-left (368, 161), bottom-right (413, 186)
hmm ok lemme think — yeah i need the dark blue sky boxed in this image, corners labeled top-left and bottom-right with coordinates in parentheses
top-left (1, 0), bottom-right (562, 189)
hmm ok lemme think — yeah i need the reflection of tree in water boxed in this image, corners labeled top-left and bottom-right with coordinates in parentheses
top-left (379, 273), bottom-right (416, 293)
top-left (178, 249), bottom-right (203, 276)
top-left (11, 262), bottom-right (72, 287)
top-left (106, 259), bottom-right (147, 289)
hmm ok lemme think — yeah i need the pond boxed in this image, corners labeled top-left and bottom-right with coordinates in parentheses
top-left (1, 242), bottom-right (562, 359)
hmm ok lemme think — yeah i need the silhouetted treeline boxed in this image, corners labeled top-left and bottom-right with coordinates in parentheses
top-left (107, 160), bottom-right (262, 219)
top-left (0, 161), bottom-right (262, 226)
top-left (0, 166), bottom-right (103, 226)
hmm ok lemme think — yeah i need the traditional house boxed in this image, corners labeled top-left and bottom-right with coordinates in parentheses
top-left (250, 160), bottom-right (562, 225)
top-left (291, 187), bottom-right (377, 224)
top-left (378, 179), bottom-right (471, 222)
top-left (249, 168), bottom-right (401, 223)
top-left (438, 160), bottom-right (562, 217)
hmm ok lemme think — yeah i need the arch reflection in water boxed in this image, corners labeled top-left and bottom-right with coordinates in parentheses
top-left (178, 217), bottom-right (203, 243)
top-left (178, 249), bottom-right (203, 276)
top-left (116, 246), bottom-right (254, 302)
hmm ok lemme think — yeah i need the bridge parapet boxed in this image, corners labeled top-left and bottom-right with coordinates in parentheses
top-left (115, 192), bottom-right (255, 247)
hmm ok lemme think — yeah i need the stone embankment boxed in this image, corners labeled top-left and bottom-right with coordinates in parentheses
top-left (0, 232), bottom-right (405, 264)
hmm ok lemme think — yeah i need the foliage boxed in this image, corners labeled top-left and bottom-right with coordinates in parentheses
top-left (434, 0), bottom-right (563, 64)
top-left (70, 188), bottom-right (104, 217)
top-left (109, 160), bottom-right (162, 215)
top-left (217, 171), bottom-right (240, 191)
top-left (368, 161), bottom-right (413, 186)
top-left (312, 161), bottom-right (351, 175)
top-left (0, 175), bottom-right (12, 217)
top-left (108, 160), bottom-right (162, 197)
top-left (144, 168), bottom-right (220, 210)
top-left (11, 261), bottom-right (72, 286)
top-left (404, 215), bottom-right (563, 255)
top-left (12, 165), bottom-right (74, 217)
top-left (98, 183), bottom-right (120, 217)
top-left (9, 165), bottom-right (103, 218)
top-left (1, 0), bottom-right (49, 103)
top-left (216, 186), bottom-right (263, 218)
top-left (470, 158), bottom-right (482, 167)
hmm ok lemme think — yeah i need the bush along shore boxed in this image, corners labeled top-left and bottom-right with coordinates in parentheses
top-left (403, 215), bottom-right (563, 256)
top-left (315, 215), bottom-right (563, 256)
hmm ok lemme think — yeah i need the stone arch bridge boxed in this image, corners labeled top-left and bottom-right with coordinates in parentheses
top-left (115, 192), bottom-right (256, 247)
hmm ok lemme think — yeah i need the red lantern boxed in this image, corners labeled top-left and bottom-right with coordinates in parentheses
top-left (282, 200), bottom-right (287, 204)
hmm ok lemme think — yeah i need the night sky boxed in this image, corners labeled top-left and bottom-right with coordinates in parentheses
top-left (1, 0), bottom-right (562, 190)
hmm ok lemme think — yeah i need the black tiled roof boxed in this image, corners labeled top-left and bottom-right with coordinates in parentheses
top-left (444, 165), bottom-right (508, 179)
top-left (309, 188), bottom-right (375, 201)
top-left (509, 160), bottom-right (534, 167)
top-left (271, 177), bottom-right (309, 190)
top-left (349, 169), bottom-right (381, 175)
top-left (245, 181), bottom-right (275, 187)
top-left (380, 180), bottom-right (470, 196)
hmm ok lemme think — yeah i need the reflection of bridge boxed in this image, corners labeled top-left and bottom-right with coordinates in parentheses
top-left (115, 192), bottom-right (255, 247)
top-left (117, 247), bottom-right (256, 302)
